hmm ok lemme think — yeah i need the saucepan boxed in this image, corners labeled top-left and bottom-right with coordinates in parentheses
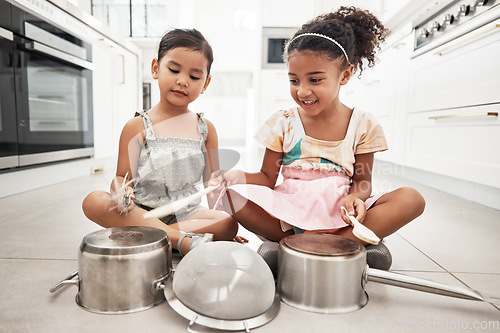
top-left (277, 233), bottom-right (500, 314)
top-left (50, 226), bottom-right (172, 314)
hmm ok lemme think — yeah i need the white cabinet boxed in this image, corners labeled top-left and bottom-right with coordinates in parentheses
top-left (405, 105), bottom-right (500, 188)
top-left (92, 38), bottom-right (140, 161)
top-left (261, 0), bottom-right (314, 27)
top-left (256, 69), bottom-right (296, 130)
top-left (341, 33), bottom-right (413, 165)
top-left (408, 19), bottom-right (500, 113)
top-left (405, 19), bottom-right (500, 188)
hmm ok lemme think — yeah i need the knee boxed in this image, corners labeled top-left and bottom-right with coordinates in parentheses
top-left (226, 217), bottom-right (239, 239)
top-left (218, 216), bottom-right (238, 240)
top-left (81, 191), bottom-right (100, 221)
top-left (399, 187), bottom-right (426, 217)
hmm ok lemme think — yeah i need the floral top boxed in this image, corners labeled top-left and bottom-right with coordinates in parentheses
top-left (254, 107), bottom-right (388, 177)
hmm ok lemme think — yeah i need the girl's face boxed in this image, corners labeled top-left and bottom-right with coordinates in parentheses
top-left (287, 50), bottom-right (353, 116)
top-left (152, 47), bottom-right (211, 108)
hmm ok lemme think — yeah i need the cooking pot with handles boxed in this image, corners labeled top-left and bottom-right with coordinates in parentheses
top-left (50, 226), bottom-right (172, 314)
top-left (277, 233), bottom-right (500, 314)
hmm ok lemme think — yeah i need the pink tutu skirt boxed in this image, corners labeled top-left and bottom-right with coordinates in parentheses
top-left (219, 167), bottom-right (385, 231)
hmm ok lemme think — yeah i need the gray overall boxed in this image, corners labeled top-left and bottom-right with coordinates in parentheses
top-left (133, 110), bottom-right (208, 224)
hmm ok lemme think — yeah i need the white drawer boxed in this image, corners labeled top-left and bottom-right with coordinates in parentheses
top-left (408, 19), bottom-right (500, 112)
top-left (405, 105), bottom-right (500, 188)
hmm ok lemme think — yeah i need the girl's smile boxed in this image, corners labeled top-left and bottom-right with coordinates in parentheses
top-left (287, 51), bottom-right (352, 117)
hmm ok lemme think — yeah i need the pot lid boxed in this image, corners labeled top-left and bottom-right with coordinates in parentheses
top-left (80, 226), bottom-right (169, 255)
top-left (167, 242), bottom-right (279, 331)
top-left (282, 233), bottom-right (362, 257)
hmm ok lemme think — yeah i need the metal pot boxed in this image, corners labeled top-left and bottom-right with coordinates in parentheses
top-left (50, 226), bottom-right (172, 314)
top-left (278, 233), bottom-right (499, 314)
top-left (278, 233), bottom-right (368, 314)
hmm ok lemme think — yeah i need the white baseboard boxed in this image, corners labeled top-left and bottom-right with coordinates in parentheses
top-left (0, 156), bottom-right (116, 199)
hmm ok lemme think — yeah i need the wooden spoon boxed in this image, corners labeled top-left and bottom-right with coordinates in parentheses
top-left (341, 206), bottom-right (380, 245)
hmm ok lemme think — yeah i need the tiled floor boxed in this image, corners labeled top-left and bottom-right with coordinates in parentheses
top-left (1, 149), bottom-right (499, 333)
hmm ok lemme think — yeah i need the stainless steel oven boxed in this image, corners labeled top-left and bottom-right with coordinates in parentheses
top-left (0, 1), bottom-right (94, 170)
top-left (0, 1), bottom-right (18, 169)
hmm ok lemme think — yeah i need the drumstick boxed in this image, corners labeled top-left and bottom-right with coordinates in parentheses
top-left (143, 185), bottom-right (218, 219)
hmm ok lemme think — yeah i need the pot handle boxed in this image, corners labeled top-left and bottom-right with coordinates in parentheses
top-left (49, 271), bottom-right (79, 293)
top-left (151, 269), bottom-right (175, 294)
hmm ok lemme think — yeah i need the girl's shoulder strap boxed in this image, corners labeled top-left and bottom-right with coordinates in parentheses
top-left (137, 110), bottom-right (156, 140)
top-left (196, 112), bottom-right (209, 141)
top-left (289, 107), bottom-right (306, 138)
top-left (345, 107), bottom-right (364, 144)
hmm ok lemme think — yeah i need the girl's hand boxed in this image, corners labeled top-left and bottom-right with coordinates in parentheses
top-left (341, 195), bottom-right (366, 224)
top-left (110, 185), bottom-right (135, 215)
top-left (208, 169), bottom-right (245, 199)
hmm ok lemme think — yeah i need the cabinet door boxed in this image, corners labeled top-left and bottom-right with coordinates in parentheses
top-left (114, 47), bottom-right (140, 134)
top-left (256, 69), bottom-right (295, 126)
top-left (92, 40), bottom-right (141, 160)
top-left (92, 39), bottom-right (117, 159)
top-left (408, 19), bottom-right (500, 113)
top-left (341, 34), bottom-right (412, 165)
top-left (405, 105), bottom-right (500, 188)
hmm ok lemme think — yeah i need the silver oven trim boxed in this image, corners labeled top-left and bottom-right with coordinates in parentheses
top-left (0, 27), bottom-right (14, 41)
top-left (24, 41), bottom-right (95, 70)
top-left (24, 22), bottom-right (87, 60)
top-left (0, 156), bottom-right (19, 169)
top-left (19, 148), bottom-right (94, 167)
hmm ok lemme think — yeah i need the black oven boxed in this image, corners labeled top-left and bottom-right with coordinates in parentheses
top-left (0, 2), bottom-right (94, 170)
top-left (0, 1), bottom-right (18, 169)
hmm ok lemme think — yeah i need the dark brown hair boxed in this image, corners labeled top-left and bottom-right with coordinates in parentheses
top-left (284, 6), bottom-right (389, 75)
top-left (157, 28), bottom-right (214, 76)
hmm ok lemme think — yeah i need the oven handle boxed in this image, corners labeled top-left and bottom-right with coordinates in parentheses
top-left (434, 22), bottom-right (500, 56)
top-left (0, 27), bottom-right (14, 41)
top-left (24, 41), bottom-right (95, 71)
top-left (429, 112), bottom-right (498, 120)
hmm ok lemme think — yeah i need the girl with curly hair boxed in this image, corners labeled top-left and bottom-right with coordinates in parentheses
top-left (211, 7), bottom-right (425, 269)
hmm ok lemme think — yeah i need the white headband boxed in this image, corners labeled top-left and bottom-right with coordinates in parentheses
top-left (287, 32), bottom-right (350, 63)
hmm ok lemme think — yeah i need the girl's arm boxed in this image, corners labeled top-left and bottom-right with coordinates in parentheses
top-left (110, 117), bottom-right (143, 212)
top-left (244, 148), bottom-right (283, 187)
top-left (343, 152), bottom-right (374, 222)
top-left (203, 119), bottom-right (221, 208)
top-left (218, 148), bottom-right (283, 188)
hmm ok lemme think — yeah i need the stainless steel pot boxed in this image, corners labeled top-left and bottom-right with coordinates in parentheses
top-left (50, 226), bottom-right (172, 314)
top-left (278, 233), bottom-right (499, 314)
top-left (278, 233), bottom-right (368, 314)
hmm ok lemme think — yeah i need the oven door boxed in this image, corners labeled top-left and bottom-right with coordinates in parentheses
top-left (0, 21), bottom-right (18, 169)
top-left (13, 37), bottom-right (94, 166)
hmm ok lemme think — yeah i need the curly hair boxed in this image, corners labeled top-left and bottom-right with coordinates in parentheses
top-left (284, 6), bottom-right (390, 75)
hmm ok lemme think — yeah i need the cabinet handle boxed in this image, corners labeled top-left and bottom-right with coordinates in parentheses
top-left (119, 54), bottom-right (125, 84)
top-left (394, 42), bottom-right (406, 50)
top-left (429, 112), bottom-right (498, 120)
top-left (434, 23), bottom-right (500, 56)
top-left (366, 79), bottom-right (381, 86)
top-left (98, 38), bottom-right (117, 48)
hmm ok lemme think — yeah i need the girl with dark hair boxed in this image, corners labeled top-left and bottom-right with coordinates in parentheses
top-left (83, 29), bottom-right (239, 256)
top-left (212, 7), bottom-right (425, 269)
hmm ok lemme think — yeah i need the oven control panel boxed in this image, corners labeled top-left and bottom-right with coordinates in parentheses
top-left (414, 0), bottom-right (499, 50)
